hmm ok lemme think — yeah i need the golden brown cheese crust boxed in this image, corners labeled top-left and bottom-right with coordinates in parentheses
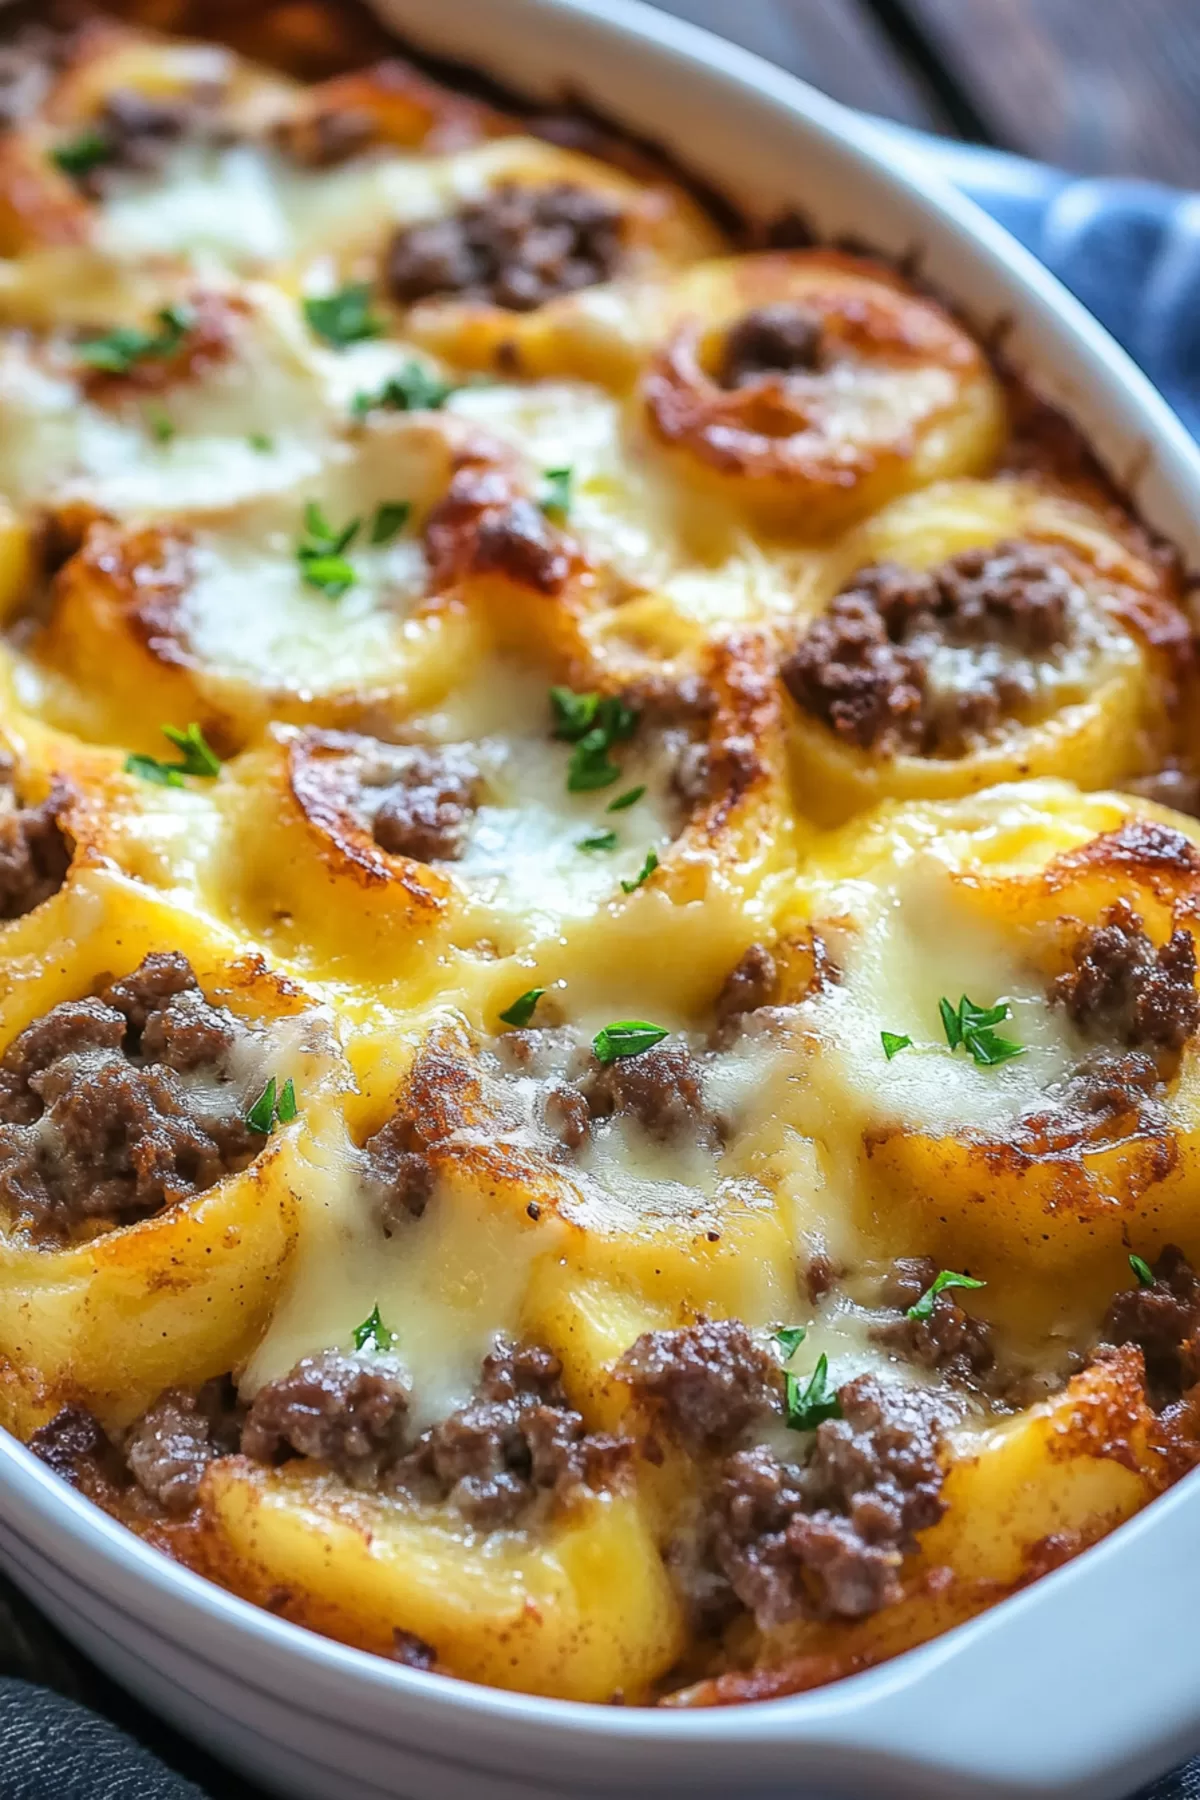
top-left (0, 0), bottom-right (1195, 1713)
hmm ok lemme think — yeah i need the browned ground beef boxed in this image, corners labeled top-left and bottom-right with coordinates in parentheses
top-left (0, 771), bottom-right (71, 920)
top-left (56, 84), bottom-right (227, 197)
top-left (718, 303), bottom-right (824, 388)
top-left (713, 943), bottom-right (778, 1031)
top-left (123, 1377), bottom-right (242, 1515)
top-left (360, 1109), bottom-right (435, 1231)
top-left (28, 1404), bottom-right (113, 1486)
top-left (574, 1043), bottom-right (722, 1148)
top-left (1051, 899), bottom-right (1199, 1054)
top-left (386, 182), bottom-right (625, 311)
top-left (781, 543), bottom-right (1078, 757)
top-left (395, 1341), bottom-right (631, 1526)
top-left (240, 1340), bottom-right (628, 1525)
top-left (871, 1256), bottom-right (994, 1384)
top-left (241, 1349), bottom-right (411, 1482)
top-left (0, 951), bottom-right (261, 1237)
top-left (617, 1319), bottom-right (781, 1454)
top-left (1102, 1245), bottom-right (1200, 1406)
top-left (1017, 1049), bottom-right (1166, 1154)
top-left (275, 104), bottom-right (375, 169)
top-left (710, 1376), bottom-right (947, 1627)
top-left (368, 745), bottom-right (481, 863)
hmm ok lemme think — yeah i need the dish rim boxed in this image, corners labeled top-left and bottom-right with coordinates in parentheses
top-left (3, 1), bottom-right (1200, 1793)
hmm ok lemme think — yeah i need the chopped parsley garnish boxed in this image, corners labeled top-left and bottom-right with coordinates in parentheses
top-left (350, 363), bottom-right (453, 416)
top-left (248, 432), bottom-right (274, 453)
top-left (146, 407), bottom-right (175, 445)
top-left (578, 829), bottom-right (617, 852)
top-left (549, 686), bottom-right (638, 793)
top-left (784, 1353), bottom-right (841, 1433)
top-left (246, 1075), bottom-right (298, 1135)
top-left (77, 303), bottom-right (193, 375)
top-left (125, 722), bottom-right (221, 787)
top-left (353, 1303), bottom-right (396, 1353)
top-left (939, 994), bottom-right (1024, 1067)
top-left (297, 500), bottom-right (359, 598)
top-left (52, 129), bottom-right (111, 180)
top-left (539, 466), bottom-right (572, 521)
top-left (773, 1325), bottom-right (806, 1362)
top-left (370, 500), bottom-right (411, 545)
top-left (607, 785), bottom-right (645, 813)
top-left (592, 1020), bottom-right (669, 1064)
top-left (1129, 1253), bottom-right (1156, 1288)
top-left (907, 1269), bottom-right (986, 1322)
top-left (881, 1030), bottom-right (912, 1060)
top-left (303, 282), bottom-right (383, 348)
top-left (499, 987), bottom-right (545, 1028)
top-left (620, 848), bottom-right (658, 894)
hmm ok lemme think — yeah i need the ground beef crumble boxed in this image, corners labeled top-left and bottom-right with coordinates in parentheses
top-left (0, 765), bottom-right (71, 920)
top-left (718, 303), bottom-right (824, 389)
top-left (1102, 1245), bottom-right (1200, 1407)
top-left (28, 1404), bottom-right (115, 1487)
top-left (709, 1376), bottom-right (948, 1627)
top-left (782, 542), bottom-right (1080, 757)
top-left (234, 1341), bottom-right (629, 1526)
top-left (870, 1256), bottom-right (994, 1385)
top-left (386, 182), bottom-right (626, 312)
top-left (0, 951), bottom-right (263, 1238)
top-left (394, 1341), bottom-right (631, 1526)
top-left (57, 84), bottom-right (229, 198)
top-left (360, 1105), bottom-right (435, 1232)
top-left (1051, 899), bottom-right (1199, 1055)
top-left (123, 1377), bottom-right (242, 1515)
top-left (241, 1349), bottom-right (411, 1485)
top-left (574, 1043), bottom-right (722, 1150)
top-left (365, 744), bottom-right (481, 864)
top-left (617, 1319), bottom-right (781, 1455)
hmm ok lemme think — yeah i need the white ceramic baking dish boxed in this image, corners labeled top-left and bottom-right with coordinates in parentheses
top-left (3, 3), bottom-right (1200, 1796)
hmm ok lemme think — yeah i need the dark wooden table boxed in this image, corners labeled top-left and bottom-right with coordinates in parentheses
top-left (2, 3), bottom-right (1197, 1793)
top-left (658, 0), bottom-right (1200, 186)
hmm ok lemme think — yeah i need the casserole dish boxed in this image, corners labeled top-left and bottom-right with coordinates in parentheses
top-left (0, 0), bottom-right (1199, 1794)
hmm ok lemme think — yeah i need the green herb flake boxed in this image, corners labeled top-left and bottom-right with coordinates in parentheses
top-left (246, 1077), bottom-right (278, 1135)
top-left (539, 466), bottom-right (572, 521)
top-left (592, 1020), bottom-right (669, 1065)
top-left (297, 500), bottom-right (360, 597)
top-left (370, 500), bottom-right (411, 546)
top-left (907, 1269), bottom-right (986, 1323)
top-left (553, 689), bottom-right (638, 794)
top-left (246, 1074), bottom-right (299, 1135)
top-left (303, 283), bottom-right (383, 348)
top-left (353, 1304), bottom-right (396, 1353)
top-left (938, 994), bottom-right (1024, 1067)
top-left (499, 987), bottom-right (545, 1029)
top-left (578, 830), bottom-right (617, 852)
top-left (125, 722), bottom-right (221, 787)
top-left (77, 304), bottom-right (193, 376)
top-left (248, 432), bottom-right (274, 453)
top-left (773, 1325), bottom-right (806, 1363)
top-left (160, 722), bottom-right (221, 777)
top-left (146, 407), bottom-right (175, 444)
top-left (607, 784), bottom-right (645, 813)
top-left (784, 1353), bottom-right (842, 1433)
top-left (1129, 1253), bottom-right (1156, 1289)
top-left (881, 1030), bottom-right (913, 1061)
top-left (350, 362), bottom-right (453, 416)
top-left (125, 753), bottom-right (184, 788)
top-left (550, 686), bottom-right (600, 741)
top-left (52, 129), bottom-right (111, 180)
top-left (620, 848), bottom-right (658, 894)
